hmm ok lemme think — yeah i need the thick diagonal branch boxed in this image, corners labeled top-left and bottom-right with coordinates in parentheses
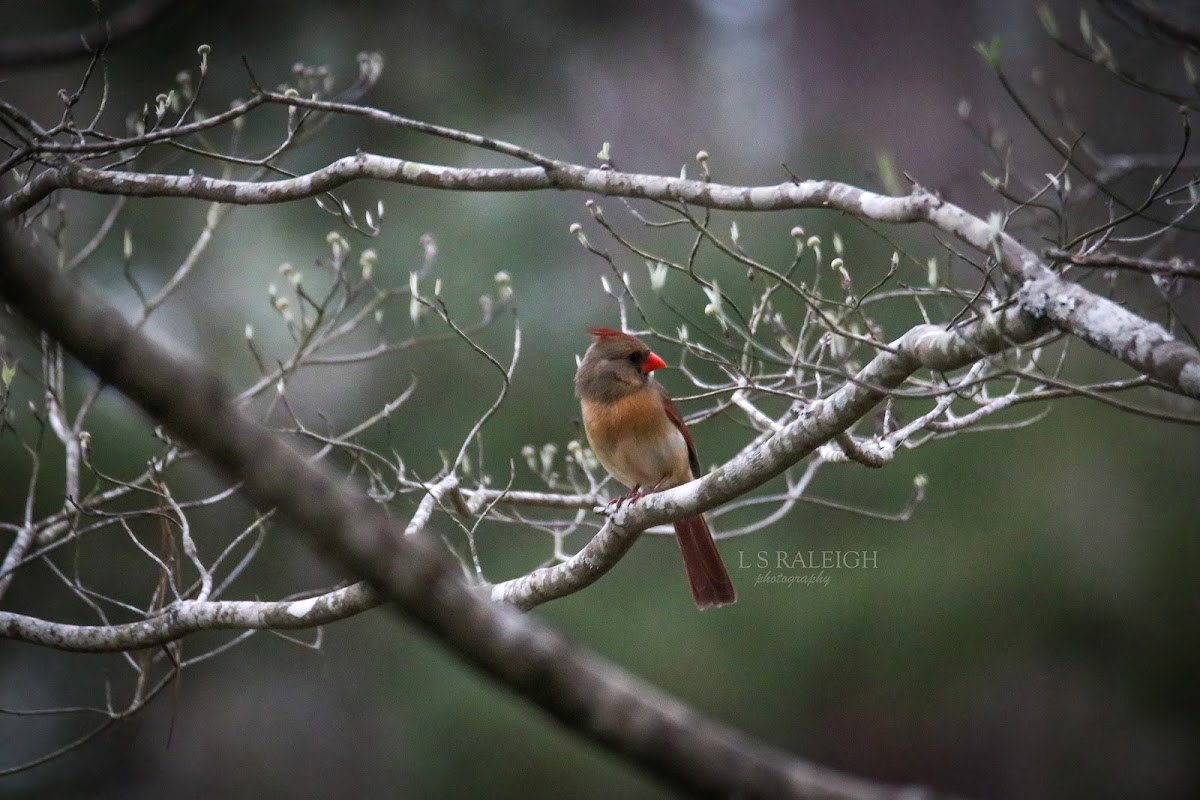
top-left (0, 232), bottom-right (938, 800)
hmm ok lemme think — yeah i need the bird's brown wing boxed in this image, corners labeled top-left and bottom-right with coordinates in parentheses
top-left (657, 384), bottom-right (701, 479)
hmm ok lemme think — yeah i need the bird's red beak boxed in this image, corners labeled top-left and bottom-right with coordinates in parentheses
top-left (642, 351), bottom-right (667, 373)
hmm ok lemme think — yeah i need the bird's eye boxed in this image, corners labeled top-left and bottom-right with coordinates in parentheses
top-left (628, 352), bottom-right (642, 363)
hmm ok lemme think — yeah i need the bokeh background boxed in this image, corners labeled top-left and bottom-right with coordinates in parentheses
top-left (2, 1), bottom-right (1199, 798)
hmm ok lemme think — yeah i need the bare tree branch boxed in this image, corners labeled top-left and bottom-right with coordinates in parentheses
top-left (6, 146), bottom-right (1195, 400)
top-left (1043, 246), bottom-right (1200, 279)
top-left (0, 582), bottom-right (378, 651)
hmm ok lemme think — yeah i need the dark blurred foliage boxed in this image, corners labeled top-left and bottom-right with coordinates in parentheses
top-left (2, 1), bottom-right (1199, 798)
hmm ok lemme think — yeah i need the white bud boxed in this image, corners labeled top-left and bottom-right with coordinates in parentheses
top-left (703, 279), bottom-right (723, 318)
top-left (647, 261), bottom-right (669, 293)
top-left (540, 443), bottom-right (558, 474)
top-left (326, 231), bottom-right (349, 260)
top-left (987, 211), bottom-right (1005, 238)
top-left (359, 249), bottom-right (377, 281)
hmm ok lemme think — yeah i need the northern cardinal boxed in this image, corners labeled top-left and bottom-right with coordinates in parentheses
top-left (575, 327), bottom-right (737, 609)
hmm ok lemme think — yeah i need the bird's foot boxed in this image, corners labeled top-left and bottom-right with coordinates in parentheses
top-left (606, 478), bottom-right (670, 513)
top-left (606, 485), bottom-right (644, 512)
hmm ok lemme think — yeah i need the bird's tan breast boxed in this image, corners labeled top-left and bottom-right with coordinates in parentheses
top-left (581, 389), bottom-right (690, 489)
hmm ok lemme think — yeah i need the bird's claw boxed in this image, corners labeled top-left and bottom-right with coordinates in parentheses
top-left (605, 485), bottom-right (645, 513)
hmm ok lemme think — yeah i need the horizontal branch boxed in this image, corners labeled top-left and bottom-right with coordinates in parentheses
top-left (7, 148), bottom-right (1196, 399)
top-left (461, 487), bottom-right (598, 510)
top-left (493, 308), bottom-right (1048, 608)
top-left (0, 583), bottom-right (378, 652)
top-left (1, 155), bottom-right (936, 219)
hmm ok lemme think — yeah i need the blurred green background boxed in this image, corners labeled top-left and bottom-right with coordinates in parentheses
top-left (2, 2), bottom-right (1199, 798)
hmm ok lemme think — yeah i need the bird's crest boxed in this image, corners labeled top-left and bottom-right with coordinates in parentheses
top-left (588, 326), bottom-right (633, 341)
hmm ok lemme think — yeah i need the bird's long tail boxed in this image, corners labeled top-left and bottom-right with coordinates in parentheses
top-left (674, 514), bottom-right (737, 609)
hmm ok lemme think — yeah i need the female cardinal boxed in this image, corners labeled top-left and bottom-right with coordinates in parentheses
top-left (575, 327), bottom-right (737, 609)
